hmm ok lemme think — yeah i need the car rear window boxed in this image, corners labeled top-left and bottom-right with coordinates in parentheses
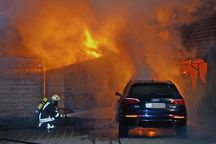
top-left (128, 83), bottom-right (181, 99)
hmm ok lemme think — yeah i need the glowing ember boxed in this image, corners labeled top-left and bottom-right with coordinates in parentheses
top-left (147, 130), bottom-right (157, 137)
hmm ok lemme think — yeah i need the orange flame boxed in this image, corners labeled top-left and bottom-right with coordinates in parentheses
top-left (83, 29), bottom-right (102, 58)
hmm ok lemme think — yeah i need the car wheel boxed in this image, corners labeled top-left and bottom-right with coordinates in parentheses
top-left (119, 122), bottom-right (128, 138)
top-left (175, 125), bottom-right (187, 138)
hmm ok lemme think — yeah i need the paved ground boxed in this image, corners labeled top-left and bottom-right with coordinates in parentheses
top-left (0, 118), bottom-right (216, 144)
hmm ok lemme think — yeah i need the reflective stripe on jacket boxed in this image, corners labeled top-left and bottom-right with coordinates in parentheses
top-left (38, 101), bottom-right (60, 126)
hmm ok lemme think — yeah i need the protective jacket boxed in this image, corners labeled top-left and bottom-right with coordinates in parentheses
top-left (38, 100), bottom-right (60, 129)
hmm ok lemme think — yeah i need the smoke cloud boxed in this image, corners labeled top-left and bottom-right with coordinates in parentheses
top-left (1, 0), bottom-right (215, 137)
top-left (0, 0), bottom-right (196, 66)
top-left (0, 0), bottom-right (198, 109)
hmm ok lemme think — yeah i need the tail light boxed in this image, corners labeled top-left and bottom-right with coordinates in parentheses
top-left (169, 114), bottom-right (186, 119)
top-left (124, 98), bottom-right (140, 104)
top-left (173, 115), bottom-right (185, 119)
top-left (125, 114), bottom-right (139, 118)
top-left (171, 99), bottom-right (185, 105)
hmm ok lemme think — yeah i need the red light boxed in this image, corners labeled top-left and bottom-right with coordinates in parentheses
top-left (124, 98), bottom-right (140, 104)
top-left (171, 99), bottom-right (185, 105)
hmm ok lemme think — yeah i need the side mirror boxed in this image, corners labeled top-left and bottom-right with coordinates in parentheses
top-left (115, 92), bottom-right (122, 97)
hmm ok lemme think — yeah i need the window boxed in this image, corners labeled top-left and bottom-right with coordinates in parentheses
top-left (128, 83), bottom-right (181, 99)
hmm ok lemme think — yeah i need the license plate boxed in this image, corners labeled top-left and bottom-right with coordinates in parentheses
top-left (145, 103), bottom-right (166, 108)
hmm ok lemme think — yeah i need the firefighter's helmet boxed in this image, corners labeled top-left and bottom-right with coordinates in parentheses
top-left (51, 94), bottom-right (60, 101)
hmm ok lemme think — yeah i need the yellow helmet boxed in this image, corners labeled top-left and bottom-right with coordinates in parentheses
top-left (51, 94), bottom-right (60, 101)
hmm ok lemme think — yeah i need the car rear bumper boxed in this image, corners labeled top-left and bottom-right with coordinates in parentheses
top-left (122, 114), bottom-right (187, 128)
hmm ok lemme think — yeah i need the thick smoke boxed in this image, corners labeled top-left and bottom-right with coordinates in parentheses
top-left (1, 0), bottom-right (215, 136)
top-left (0, 0), bottom-right (196, 107)
top-left (0, 0), bottom-right (195, 68)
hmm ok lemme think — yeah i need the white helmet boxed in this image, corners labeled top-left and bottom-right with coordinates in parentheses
top-left (51, 94), bottom-right (60, 101)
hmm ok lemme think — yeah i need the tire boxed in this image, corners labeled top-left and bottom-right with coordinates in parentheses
top-left (119, 122), bottom-right (128, 138)
top-left (175, 126), bottom-right (187, 138)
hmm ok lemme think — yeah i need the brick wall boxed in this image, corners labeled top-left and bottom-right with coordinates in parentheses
top-left (46, 63), bottom-right (97, 111)
top-left (203, 47), bottom-right (216, 114)
top-left (46, 57), bottom-right (123, 113)
top-left (0, 57), bottom-right (44, 128)
top-left (46, 68), bottom-right (65, 109)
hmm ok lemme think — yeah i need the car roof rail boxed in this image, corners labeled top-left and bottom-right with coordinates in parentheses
top-left (167, 80), bottom-right (173, 84)
top-left (129, 79), bottom-right (174, 84)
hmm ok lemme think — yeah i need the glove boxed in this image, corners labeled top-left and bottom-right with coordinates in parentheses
top-left (60, 114), bottom-right (66, 118)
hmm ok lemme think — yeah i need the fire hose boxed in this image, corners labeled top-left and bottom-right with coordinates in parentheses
top-left (65, 108), bottom-right (114, 119)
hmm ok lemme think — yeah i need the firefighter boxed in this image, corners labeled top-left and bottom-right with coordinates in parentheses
top-left (38, 94), bottom-right (64, 131)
